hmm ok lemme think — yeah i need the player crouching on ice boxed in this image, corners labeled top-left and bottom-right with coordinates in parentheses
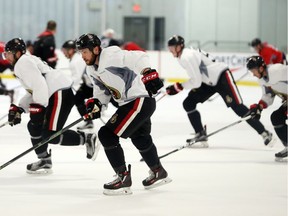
top-left (4, 38), bottom-right (99, 174)
top-left (246, 56), bottom-right (287, 162)
top-left (76, 33), bottom-right (172, 195)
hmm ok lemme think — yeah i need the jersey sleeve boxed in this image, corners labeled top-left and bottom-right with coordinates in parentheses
top-left (123, 50), bottom-right (151, 74)
top-left (260, 85), bottom-right (275, 107)
top-left (15, 56), bottom-right (49, 107)
top-left (180, 50), bottom-right (202, 89)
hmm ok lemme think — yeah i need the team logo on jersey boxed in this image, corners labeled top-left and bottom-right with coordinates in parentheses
top-left (98, 77), bottom-right (121, 99)
top-left (225, 95), bottom-right (233, 103)
top-left (107, 85), bottom-right (121, 99)
top-left (110, 113), bottom-right (118, 124)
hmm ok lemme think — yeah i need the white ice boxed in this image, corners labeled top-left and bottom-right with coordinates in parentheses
top-left (0, 79), bottom-right (287, 216)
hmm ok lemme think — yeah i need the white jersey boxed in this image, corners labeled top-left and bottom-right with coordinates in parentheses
top-left (69, 52), bottom-right (86, 90)
top-left (258, 64), bottom-right (288, 106)
top-left (86, 46), bottom-right (150, 106)
top-left (14, 53), bottom-right (73, 111)
top-left (177, 48), bottom-right (228, 89)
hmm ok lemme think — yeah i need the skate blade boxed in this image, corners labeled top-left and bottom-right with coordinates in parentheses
top-left (91, 139), bottom-right (101, 161)
top-left (187, 141), bottom-right (209, 148)
top-left (77, 126), bottom-right (94, 131)
top-left (103, 187), bottom-right (132, 196)
top-left (275, 157), bottom-right (287, 162)
top-left (265, 137), bottom-right (277, 148)
top-left (144, 177), bottom-right (172, 190)
top-left (26, 168), bottom-right (53, 175)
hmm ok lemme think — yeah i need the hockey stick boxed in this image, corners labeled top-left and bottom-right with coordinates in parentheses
top-left (156, 92), bottom-right (167, 102)
top-left (0, 121), bottom-right (9, 129)
top-left (208, 71), bottom-right (249, 102)
top-left (99, 117), bottom-right (106, 125)
top-left (140, 116), bottom-right (251, 161)
top-left (0, 117), bottom-right (84, 171)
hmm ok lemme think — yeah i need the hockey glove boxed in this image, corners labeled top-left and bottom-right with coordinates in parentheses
top-left (166, 82), bottom-right (183, 95)
top-left (85, 98), bottom-right (102, 120)
top-left (141, 69), bottom-right (164, 97)
top-left (248, 101), bottom-right (267, 120)
top-left (29, 103), bottom-right (46, 126)
top-left (8, 104), bottom-right (25, 126)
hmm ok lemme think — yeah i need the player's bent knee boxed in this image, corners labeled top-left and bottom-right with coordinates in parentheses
top-left (271, 111), bottom-right (285, 126)
top-left (183, 99), bottom-right (196, 112)
top-left (98, 126), bottom-right (119, 149)
top-left (27, 121), bottom-right (42, 137)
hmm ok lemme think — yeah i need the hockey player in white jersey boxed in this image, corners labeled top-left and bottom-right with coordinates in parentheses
top-left (4, 38), bottom-right (98, 174)
top-left (166, 35), bottom-right (274, 147)
top-left (61, 40), bottom-right (94, 130)
top-left (75, 33), bottom-right (171, 195)
top-left (246, 56), bottom-right (287, 161)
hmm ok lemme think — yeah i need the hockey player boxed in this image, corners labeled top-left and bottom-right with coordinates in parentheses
top-left (75, 33), bottom-right (171, 195)
top-left (61, 40), bottom-right (94, 130)
top-left (0, 41), bottom-right (14, 102)
top-left (246, 56), bottom-right (287, 161)
top-left (166, 35), bottom-right (274, 148)
top-left (100, 28), bottom-right (120, 48)
top-left (250, 38), bottom-right (287, 65)
top-left (33, 20), bottom-right (58, 68)
top-left (4, 38), bottom-right (98, 174)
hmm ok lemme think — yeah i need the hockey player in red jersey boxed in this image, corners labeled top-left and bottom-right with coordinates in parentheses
top-left (246, 56), bottom-right (287, 161)
top-left (250, 38), bottom-right (287, 65)
top-left (76, 33), bottom-right (171, 195)
top-left (166, 35), bottom-right (275, 148)
top-left (4, 38), bottom-right (99, 174)
top-left (0, 41), bottom-right (14, 101)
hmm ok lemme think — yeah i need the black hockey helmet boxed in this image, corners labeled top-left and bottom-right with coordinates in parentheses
top-left (246, 56), bottom-right (265, 70)
top-left (167, 35), bottom-right (185, 46)
top-left (5, 38), bottom-right (26, 54)
top-left (75, 33), bottom-right (101, 50)
top-left (62, 40), bottom-right (76, 49)
top-left (250, 38), bottom-right (261, 47)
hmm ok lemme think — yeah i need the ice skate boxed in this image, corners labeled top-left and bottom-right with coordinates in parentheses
top-left (26, 150), bottom-right (52, 174)
top-left (143, 165), bottom-right (172, 190)
top-left (261, 130), bottom-right (276, 147)
top-left (103, 164), bottom-right (132, 195)
top-left (84, 133), bottom-right (99, 160)
top-left (186, 128), bottom-right (209, 148)
top-left (77, 119), bottom-right (94, 130)
top-left (275, 147), bottom-right (287, 162)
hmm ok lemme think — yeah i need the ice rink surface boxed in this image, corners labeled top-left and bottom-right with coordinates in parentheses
top-left (0, 79), bottom-right (287, 216)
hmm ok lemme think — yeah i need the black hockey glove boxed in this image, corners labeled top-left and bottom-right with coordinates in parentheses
top-left (85, 98), bottom-right (102, 120)
top-left (8, 104), bottom-right (25, 126)
top-left (166, 82), bottom-right (183, 95)
top-left (248, 104), bottom-right (262, 120)
top-left (29, 103), bottom-right (46, 126)
top-left (141, 69), bottom-right (164, 97)
top-left (247, 100), bottom-right (267, 120)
